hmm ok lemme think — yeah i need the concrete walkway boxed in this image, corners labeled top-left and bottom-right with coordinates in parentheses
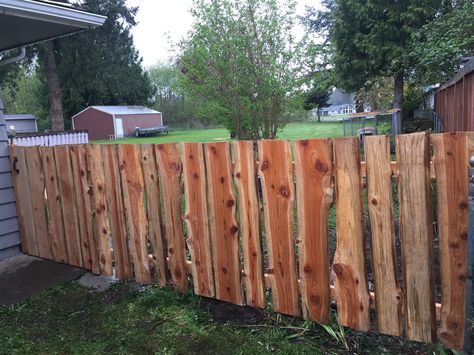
top-left (0, 254), bottom-right (87, 305)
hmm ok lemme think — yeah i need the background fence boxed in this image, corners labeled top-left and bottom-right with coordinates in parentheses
top-left (435, 60), bottom-right (474, 132)
top-left (9, 133), bottom-right (473, 350)
top-left (11, 130), bottom-right (88, 146)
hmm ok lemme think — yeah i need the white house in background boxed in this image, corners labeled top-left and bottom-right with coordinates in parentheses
top-left (311, 88), bottom-right (372, 118)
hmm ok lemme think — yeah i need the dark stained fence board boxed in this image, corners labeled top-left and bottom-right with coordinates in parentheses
top-left (70, 145), bottom-right (98, 272)
top-left (140, 144), bottom-right (168, 287)
top-left (293, 138), bottom-right (332, 323)
top-left (40, 147), bottom-right (68, 263)
top-left (101, 144), bottom-right (131, 279)
top-left (333, 137), bottom-right (370, 331)
top-left (258, 140), bottom-right (300, 317)
top-left (233, 141), bottom-right (265, 309)
top-left (117, 144), bottom-right (151, 284)
top-left (54, 146), bottom-right (83, 267)
top-left (432, 133), bottom-right (469, 349)
top-left (182, 142), bottom-right (215, 298)
top-left (155, 143), bottom-right (188, 293)
top-left (86, 144), bottom-right (113, 276)
top-left (205, 142), bottom-right (243, 305)
top-left (396, 132), bottom-right (436, 343)
top-left (365, 135), bottom-right (403, 336)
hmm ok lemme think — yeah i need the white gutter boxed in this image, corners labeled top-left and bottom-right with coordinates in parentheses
top-left (0, 0), bottom-right (106, 28)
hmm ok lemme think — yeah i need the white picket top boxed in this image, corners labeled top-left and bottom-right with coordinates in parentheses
top-left (12, 131), bottom-right (89, 147)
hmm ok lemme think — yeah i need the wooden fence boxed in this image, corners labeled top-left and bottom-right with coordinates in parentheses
top-left (9, 132), bottom-right (473, 350)
top-left (435, 60), bottom-right (474, 132)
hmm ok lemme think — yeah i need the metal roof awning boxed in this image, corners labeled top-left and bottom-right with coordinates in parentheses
top-left (0, 0), bottom-right (106, 52)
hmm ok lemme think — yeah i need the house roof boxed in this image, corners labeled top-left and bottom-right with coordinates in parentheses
top-left (0, 0), bottom-right (106, 52)
top-left (4, 114), bottom-right (37, 120)
top-left (73, 106), bottom-right (161, 118)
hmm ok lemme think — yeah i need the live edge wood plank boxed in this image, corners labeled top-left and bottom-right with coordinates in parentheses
top-left (155, 143), bottom-right (188, 292)
top-left (432, 132), bottom-right (469, 350)
top-left (293, 138), bottom-right (332, 323)
top-left (333, 137), bottom-right (370, 332)
top-left (117, 144), bottom-right (151, 284)
top-left (396, 132), bottom-right (436, 343)
top-left (205, 142), bottom-right (243, 305)
top-left (140, 144), bottom-right (168, 287)
top-left (182, 142), bottom-right (215, 298)
top-left (233, 141), bottom-right (266, 309)
top-left (258, 140), bottom-right (300, 317)
top-left (365, 135), bottom-right (403, 336)
top-left (101, 145), bottom-right (131, 280)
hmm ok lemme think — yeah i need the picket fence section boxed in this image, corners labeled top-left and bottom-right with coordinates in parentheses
top-left (9, 132), bottom-right (472, 350)
top-left (12, 130), bottom-right (88, 147)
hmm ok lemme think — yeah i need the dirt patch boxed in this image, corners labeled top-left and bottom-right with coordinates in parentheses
top-left (200, 297), bottom-right (266, 324)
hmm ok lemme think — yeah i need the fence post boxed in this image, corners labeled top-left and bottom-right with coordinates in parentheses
top-left (465, 157), bottom-right (474, 353)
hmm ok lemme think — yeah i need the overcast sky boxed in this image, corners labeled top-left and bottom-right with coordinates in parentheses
top-left (126, 0), bottom-right (321, 68)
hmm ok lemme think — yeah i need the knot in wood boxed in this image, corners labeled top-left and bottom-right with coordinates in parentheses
top-left (226, 199), bottom-right (235, 207)
top-left (260, 160), bottom-right (269, 171)
top-left (300, 140), bottom-right (308, 146)
top-left (333, 263), bottom-right (343, 276)
top-left (169, 162), bottom-right (180, 172)
top-left (230, 225), bottom-right (239, 234)
top-left (280, 186), bottom-right (290, 198)
top-left (314, 159), bottom-right (327, 173)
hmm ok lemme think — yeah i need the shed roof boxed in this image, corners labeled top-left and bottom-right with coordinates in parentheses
top-left (4, 114), bottom-right (37, 120)
top-left (74, 106), bottom-right (161, 118)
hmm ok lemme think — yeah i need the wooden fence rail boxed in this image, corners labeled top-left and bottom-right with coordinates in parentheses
top-left (9, 132), bottom-right (472, 350)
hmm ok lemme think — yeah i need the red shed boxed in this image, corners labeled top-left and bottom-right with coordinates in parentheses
top-left (72, 106), bottom-right (163, 140)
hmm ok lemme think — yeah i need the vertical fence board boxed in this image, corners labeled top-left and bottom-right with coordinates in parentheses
top-left (396, 132), bottom-right (436, 343)
top-left (432, 132), bottom-right (469, 349)
top-left (24, 146), bottom-right (51, 259)
top-left (259, 140), bottom-right (300, 316)
top-left (233, 141), bottom-right (265, 308)
top-left (155, 143), bottom-right (188, 292)
top-left (40, 147), bottom-right (68, 263)
top-left (117, 144), bottom-right (151, 284)
top-left (333, 137), bottom-right (370, 331)
top-left (140, 144), bottom-right (168, 287)
top-left (101, 145), bottom-right (131, 279)
top-left (294, 138), bottom-right (332, 323)
top-left (205, 142), bottom-right (243, 305)
top-left (365, 135), bottom-right (403, 336)
top-left (54, 146), bottom-right (83, 267)
top-left (70, 145), bottom-right (98, 272)
top-left (182, 142), bottom-right (215, 298)
top-left (86, 144), bottom-right (113, 276)
top-left (10, 146), bottom-right (38, 256)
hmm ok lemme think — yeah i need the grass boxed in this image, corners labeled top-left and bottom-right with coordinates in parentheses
top-left (93, 122), bottom-right (347, 144)
top-left (0, 281), bottom-right (449, 354)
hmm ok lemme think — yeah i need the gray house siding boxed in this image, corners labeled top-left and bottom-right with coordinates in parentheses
top-left (5, 114), bottom-right (38, 133)
top-left (0, 98), bottom-right (20, 260)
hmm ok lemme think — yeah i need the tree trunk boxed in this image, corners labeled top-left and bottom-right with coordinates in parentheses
top-left (393, 73), bottom-right (404, 135)
top-left (44, 41), bottom-right (64, 131)
top-left (317, 108), bottom-right (321, 122)
top-left (355, 90), bottom-right (364, 113)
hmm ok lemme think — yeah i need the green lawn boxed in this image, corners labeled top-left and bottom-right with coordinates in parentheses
top-left (0, 281), bottom-right (447, 354)
top-left (93, 122), bottom-right (346, 144)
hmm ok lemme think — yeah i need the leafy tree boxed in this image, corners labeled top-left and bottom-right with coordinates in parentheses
top-left (178, 0), bottom-right (302, 139)
top-left (304, 0), bottom-right (441, 131)
top-left (408, 0), bottom-right (474, 85)
top-left (37, 0), bottom-right (152, 129)
top-left (303, 87), bottom-right (331, 122)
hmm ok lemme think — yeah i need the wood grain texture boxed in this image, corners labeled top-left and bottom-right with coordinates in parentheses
top-left (140, 144), bottom-right (168, 287)
top-left (182, 143), bottom-right (215, 298)
top-left (365, 135), bottom-right (403, 336)
top-left (54, 146), bottom-right (83, 267)
top-left (70, 145), bottom-right (98, 272)
top-left (294, 138), bottom-right (333, 323)
top-left (396, 132), bottom-right (436, 343)
top-left (205, 142), bottom-right (243, 305)
top-left (24, 146), bottom-right (51, 260)
top-left (258, 140), bottom-right (300, 317)
top-left (432, 132), bottom-right (469, 349)
top-left (155, 143), bottom-right (188, 292)
top-left (10, 146), bottom-right (38, 256)
top-left (333, 137), bottom-right (370, 331)
top-left (101, 144), bottom-right (131, 280)
top-left (117, 144), bottom-right (151, 284)
top-left (40, 146), bottom-right (68, 263)
top-left (233, 141), bottom-right (265, 308)
top-left (86, 144), bottom-right (113, 276)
